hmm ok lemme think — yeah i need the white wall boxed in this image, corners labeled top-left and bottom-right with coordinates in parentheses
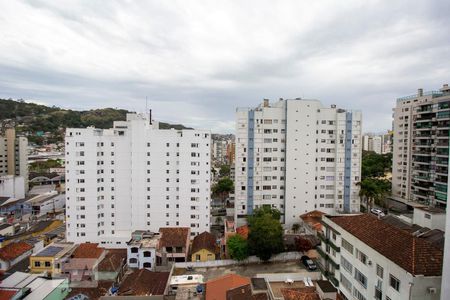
top-left (0, 175), bottom-right (25, 198)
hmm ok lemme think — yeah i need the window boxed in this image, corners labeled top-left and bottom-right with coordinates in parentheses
top-left (341, 238), bottom-right (353, 254)
top-left (376, 264), bottom-right (384, 278)
top-left (143, 251), bottom-right (151, 257)
top-left (143, 262), bottom-right (151, 268)
top-left (341, 256), bottom-right (353, 274)
top-left (131, 247), bottom-right (138, 253)
top-left (354, 268), bottom-right (367, 288)
top-left (340, 273), bottom-right (352, 292)
top-left (34, 261), bottom-right (41, 267)
top-left (353, 287), bottom-right (366, 300)
top-left (390, 275), bottom-right (400, 291)
top-left (45, 261), bottom-right (51, 267)
top-left (129, 258), bottom-right (138, 264)
top-left (356, 249), bottom-right (368, 264)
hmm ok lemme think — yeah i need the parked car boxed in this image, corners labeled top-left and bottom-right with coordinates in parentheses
top-left (301, 255), bottom-right (317, 271)
top-left (370, 208), bottom-right (385, 217)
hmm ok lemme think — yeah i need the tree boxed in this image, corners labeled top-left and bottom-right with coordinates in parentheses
top-left (219, 164), bottom-right (231, 177)
top-left (361, 151), bottom-right (392, 180)
top-left (295, 236), bottom-right (313, 252)
top-left (291, 223), bottom-right (300, 233)
top-left (212, 177), bottom-right (234, 201)
top-left (227, 235), bottom-right (249, 261)
top-left (248, 207), bottom-right (283, 261)
top-left (358, 178), bottom-right (391, 211)
top-left (251, 205), bottom-right (281, 221)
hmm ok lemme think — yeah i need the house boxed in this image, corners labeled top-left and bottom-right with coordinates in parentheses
top-left (62, 243), bottom-right (105, 284)
top-left (30, 242), bottom-right (76, 275)
top-left (205, 274), bottom-right (252, 300)
top-left (0, 241), bottom-right (33, 272)
top-left (116, 269), bottom-right (169, 296)
top-left (191, 231), bottom-right (218, 262)
top-left (168, 274), bottom-right (204, 295)
top-left (300, 210), bottom-right (326, 234)
top-left (127, 231), bottom-right (160, 271)
top-left (157, 227), bottom-right (190, 264)
top-left (319, 214), bottom-right (443, 300)
top-left (95, 249), bottom-right (127, 281)
top-left (0, 223), bottom-right (15, 236)
top-left (26, 192), bottom-right (65, 217)
top-left (0, 271), bottom-right (70, 300)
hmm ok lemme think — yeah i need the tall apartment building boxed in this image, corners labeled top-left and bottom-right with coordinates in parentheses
top-left (392, 84), bottom-right (450, 207)
top-left (235, 99), bottom-right (362, 227)
top-left (0, 128), bottom-right (28, 192)
top-left (65, 113), bottom-right (211, 247)
top-left (362, 134), bottom-right (382, 154)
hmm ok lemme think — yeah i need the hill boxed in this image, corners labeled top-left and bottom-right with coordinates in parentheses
top-left (0, 98), bottom-right (191, 145)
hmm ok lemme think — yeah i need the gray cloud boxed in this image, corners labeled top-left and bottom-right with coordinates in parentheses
top-left (0, 0), bottom-right (449, 133)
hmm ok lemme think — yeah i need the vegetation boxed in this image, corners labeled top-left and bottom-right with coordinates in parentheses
top-left (360, 150), bottom-right (392, 210)
top-left (227, 235), bottom-right (249, 261)
top-left (29, 159), bottom-right (63, 173)
top-left (295, 236), bottom-right (314, 252)
top-left (0, 98), bottom-right (190, 145)
top-left (212, 177), bottom-right (234, 201)
top-left (218, 164), bottom-right (231, 177)
top-left (248, 207), bottom-right (283, 261)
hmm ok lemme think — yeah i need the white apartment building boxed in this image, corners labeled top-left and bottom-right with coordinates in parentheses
top-left (65, 113), bottom-right (211, 247)
top-left (319, 214), bottom-right (443, 300)
top-left (211, 139), bottom-right (228, 165)
top-left (127, 230), bottom-right (159, 271)
top-left (0, 128), bottom-right (28, 192)
top-left (235, 98), bottom-right (361, 227)
top-left (392, 84), bottom-right (450, 207)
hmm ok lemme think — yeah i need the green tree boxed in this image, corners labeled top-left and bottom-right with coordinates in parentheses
top-left (361, 151), bottom-right (392, 179)
top-left (219, 164), bottom-right (230, 177)
top-left (212, 177), bottom-right (234, 201)
top-left (358, 178), bottom-right (391, 211)
top-left (248, 207), bottom-right (283, 261)
top-left (251, 205), bottom-right (281, 221)
top-left (227, 235), bottom-right (248, 261)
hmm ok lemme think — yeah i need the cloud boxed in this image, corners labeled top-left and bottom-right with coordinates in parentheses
top-left (0, 0), bottom-right (449, 132)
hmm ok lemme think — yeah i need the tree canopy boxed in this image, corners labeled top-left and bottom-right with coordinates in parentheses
top-left (212, 177), bottom-right (234, 200)
top-left (361, 151), bottom-right (392, 179)
top-left (219, 164), bottom-right (231, 177)
top-left (248, 207), bottom-right (283, 261)
top-left (227, 235), bottom-right (248, 261)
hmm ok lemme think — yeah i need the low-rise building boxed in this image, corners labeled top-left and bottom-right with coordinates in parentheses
top-left (30, 242), bottom-right (76, 275)
top-left (0, 223), bottom-right (15, 236)
top-left (95, 249), bottom-right (127, 281)
top-left (116, 269), bottom-right (169, 297)
top-left (191, 231), bottom-right (218, 262)
top-left (62, 243), bottom-right (105, 284)
top-left (205, 274), bottom-right (251, 300)
top-left (413, 207), bottom-right (446, 231)
top-left (0, 241), bottom-right (33, 271)
top-left (127, 230), bottom-right (160, 271)
top-left (319, 214), bottom-right (443, 300)
top-left (27, 192), bottom-right (65, 217)
top-left (157, 227), bottom-right (190, 264)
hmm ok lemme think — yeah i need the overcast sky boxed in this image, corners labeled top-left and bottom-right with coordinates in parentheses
top-left (0, 1), bottom-right (449, 133)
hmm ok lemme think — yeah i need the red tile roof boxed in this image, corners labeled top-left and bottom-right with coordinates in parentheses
top-left (0, 289), bottom-right (19, 300)
top-left (159, 227), bottom-right (190, 248)
top-left (0, 242), bottom-right (33, 261)
top-left (118, 269), bottom-right (169, 296)
top-left (236, 225), bottom-right (249, 239)
top-left (71, 243), bottom-right (104, 259)
top-left (66, 280), bottom-right (113, 300)
top-left (206, 274), bottom-right (251, 300)
top-left (97, 249), bottom-right (127, 272)
top-left (328, 214), bottom-right (444, 276)
top-left (281, 287), bottom-right (320, 300)
top-left (191, 231), bottom-right (217, 254)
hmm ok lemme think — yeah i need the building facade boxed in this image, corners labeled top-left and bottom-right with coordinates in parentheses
top-left (319, 214), bottom-right (443, 300)
top-left (0, 128), bottom-right (28, 192)
top-left (65, 113), bottom-right (211, 246)
top-left (392, 84), bottom-right (450, 207)
top-left (235, 99), bottom-right (361, 227)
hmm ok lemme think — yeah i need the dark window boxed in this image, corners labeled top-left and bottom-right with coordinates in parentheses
top-left (129, 258), bottom-right (138, 264)
top-left (143, 251), bottom-right (151, 257)
top-left (143, 262), bottom-right (151, 268)
top-left (131, 247), bottom-right (138, 253)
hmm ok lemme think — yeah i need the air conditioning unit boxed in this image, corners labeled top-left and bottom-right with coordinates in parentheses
top-left (427, 287), bottom-right (437, 294)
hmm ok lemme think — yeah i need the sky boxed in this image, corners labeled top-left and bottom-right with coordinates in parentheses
top-left (0, 0), bottom-right (449, 133)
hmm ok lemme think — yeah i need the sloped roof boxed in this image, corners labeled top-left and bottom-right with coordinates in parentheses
top-left (118, 269), bottom-right (169, 296)
top-left (191, 231), bottom-right (217, 254)
top-left (0, 242), bottom-right (33, 261)
top-left (97, 249), bottom-right (127, 272)
top-left (236, 225), bottom-right (249, 239)
top-left (205, 274), bottom-right (251, 300)
top-left (281, 287), bottom-right (319, 300)
top-left (328, 214), bottom-right (443, 276)
top-left (71, 243), bottom-right (104, 259)
top-left (159, 227), bottom-right (190, 248)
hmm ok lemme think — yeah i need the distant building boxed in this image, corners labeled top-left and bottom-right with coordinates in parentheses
top-left (65, 113), bottom-right (211, 246)
top-left (191, 231), bottom-right (218, 262)
top-left (30, 242), bottom-right (76, 275)
top-left (319, 214), bottom-right (443, 300)
top-left (0, 128), bottom-right (28, 191)
top-left (116, 269), bottom-right (169, 297)
top-left (0, 241), bottom-right (33, 272)
top-left (157, 227), bottom-right (190, 264)
top-left (205, 274), bottom-right (251, 300)
top-left (235, 98), bottom-right (362, 227)
top-left (392, 84), bottom-right (450, 207)
top-left (362, 133), bottom-right (392, 154)
top-left (61, 243), bottom-right (105, 284)
top-left (127, 230), bottom-right (160, 271)
top-left (0, 175), bottom-right (25, 199)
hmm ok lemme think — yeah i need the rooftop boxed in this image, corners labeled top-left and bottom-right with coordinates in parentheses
top-left (0, 242), bottom-right (33, 261)
top-left (159, 227), bottom-right (190, 248)
top-left (118, 269), bottom-right (169, 296)
top-left (191, 231), bottom-right (217, 254)
top-left (205, 274), bottom-right (251, 300)
top-left (236, 225), bottom-right (249, 239)
top-left (415, 206), bottom-right (446, 214)
top-left (280, 286), bottom-right (319, 300)
top-left (97, 249), bottom-right (127, 272)
top-left (71, 243), bottom-right (104, 259)
top-left (33, 242), bottom-right (74, 259)
top-left (327, 214), bottom-right (443, 276)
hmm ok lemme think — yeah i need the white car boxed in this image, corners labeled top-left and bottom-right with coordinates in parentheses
top-left (370, 208), bottom-right (385, 217)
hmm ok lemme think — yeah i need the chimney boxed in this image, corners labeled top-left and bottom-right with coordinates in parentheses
top-left (418, 88), bottom-right (423, 97)
top-left (263, 99), bottom-right (269, 107)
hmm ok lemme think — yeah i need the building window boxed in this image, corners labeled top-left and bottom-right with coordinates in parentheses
top-left (353, 287), bottom-right (366, 300)
top-left (341, 256), bottom-right (353, 274)
top-left (34, 261), bottom-right (41, 267)
top-left (143, 262), bottom-right (151, 268)
top-left (129, 258), bottom-right (137, 264)
top-left (340, 273), bottom-right (352, 292)
top-left (390, 275), bottom-right (400, 291)
top-left (341, 238), bottom-right (353, 254)
top-left (143, 251), bottom-right (151, 257)
top-left (354, 268), bottom-right (367, 288)
top-left (131, 247), bottom-right (138, 253)
top-left (376, 264), bottom-right (384, 278)
top-left (356, 249), bottom-right (368, 264)
top-left (45, 261), bottom-right (51, 267)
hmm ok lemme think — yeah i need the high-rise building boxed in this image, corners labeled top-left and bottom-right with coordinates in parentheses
top-left (0, 128), bottom-right (28, 192)
top-left (362, 133), bottom-right (391, 154)
top-left (65, 113), bottom-right (211, 247)
top-left (235, 98), bottom-right (362, 227)
top-left (392, 84), bottom-right (450, 207)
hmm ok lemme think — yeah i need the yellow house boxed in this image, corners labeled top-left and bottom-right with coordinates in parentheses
top-left (190, 231), bottom-right (217, 262)
top-left (30, 242), bottom-right (76, 275)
